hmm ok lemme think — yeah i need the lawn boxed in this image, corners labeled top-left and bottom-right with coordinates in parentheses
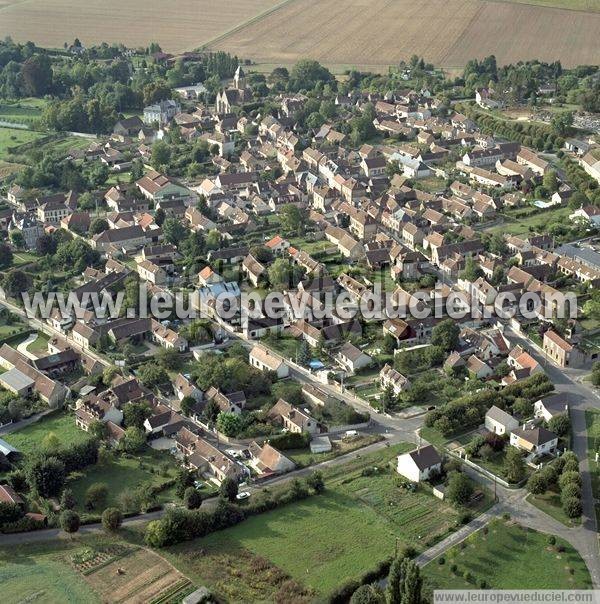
top-left (487, 205), bottom-right (572, 238)
top-left (12, 250), bottom-right (40, 268)
top-left (0, 98), bottom-right (46, 125)
top-left (0, 539), bottom-right (99, 603)
top-left (0, 126), bottom-right (46, 160)
top-left (526, 491), bottom-right (581, 527)
top-left (67, 448), bottom-right (180, 512)
top-left (164, 443), bottom-right (477, 597)
top-left (26, 332), bottom-right (50, 355)
top-left (4, 411), bottom-right (91, 456)
top-left (423, 518), bottom-right (592, 590)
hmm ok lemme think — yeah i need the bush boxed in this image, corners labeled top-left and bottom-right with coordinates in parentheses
top-left (527, 472), bottom-right (547, 495)
top-left (479, 579), bottom-right (487, 589)
top-left (450, 564), bottom-right (458, 574)
top-left (548, 535), bottom-right (556, 546)
top-left (562, 497), bottom-right (582, 519)
top-left (183, 487), bottom-right (203, 510)
top-left (438, 556), bottom-right (445, 565)
top-left (60, 510), bottom-right (80, 534)
top-left (85, 483), bottom-right (109, 511)
top-left (101, 507), bottom-right (123, 532)
top-left (463, 571), bottom-right (473, 583)
top-left (267, 431), bottom-right (311, 450)
top-left (558, 471), bottom-right (581, 491)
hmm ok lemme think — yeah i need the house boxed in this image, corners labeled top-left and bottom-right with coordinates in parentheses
top-left (75, 396), bottom-right (124, 432)
top-left (143, 99), bottom-right (180, 126)
top-left (485, 405), bottom-right (519, 436)
top-left (510, 426), bottom-right (558, 456)
top-left (581, 150), bottom-right (600, 184)
top-left (249, 346), bottom-right (289, 378)
top-left (114, 116), bottom-right (144, 137)
top-left (267, 399), bottom-right (318, 434)
top-left (242, 254), bottom-right (266, 287)
top-left (466, 355), bottom-right (493, 379)
top-left (248, 441), bottom-right (295, 477)
top-left (534, 393), bottom-right (569, 422)
top-left (0, 483), bottom-right (24, 506)
top-left (8, 213), bottom-right (43, 250)
top-left (336, 342), bottom-right (372, 373)
top-left (543, 330), bottom-right (589, 369)
top-left (397, 445), bottom-right (442, 483)
top-left (379, 364), bottom-right (411, 396)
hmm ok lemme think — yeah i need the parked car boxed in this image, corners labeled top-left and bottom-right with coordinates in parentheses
top-left (236, 491), bottom-right (251, 501)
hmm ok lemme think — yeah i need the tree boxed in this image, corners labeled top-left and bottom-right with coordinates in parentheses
top-left (151, 141), bottom-right (171, 169)
top-left (459, 256), bottom-right (483, 282)
top-left (9, 230), bottom-right (25, 249)
top-left (60, 510), bottom-right (80, 534)
top-left (121, 427), bottom-right (146, 453)
top-left (85, 482), bottom-right (109, 510)
top-left (527, 472), bottom-right (547, 495)
top-left (558, 470), bottom-right (581, 491)
top-left (400, 558), bottom-right (422, 604)
top-left (183, 486), bottom-right (203, 510)
top-left (306, 471), bottom-right (325, 493)
top-left (3, 270), bottom-right (28, 298)
top-left (548, 414), bottom-right (571, 437)
top-left (562, 496), bottom-right (582, 518)
top-left (446, 471), bottom-right (474, 506)
top-left (431, 319), bottom-right (460, 352)
top-left (174, 468), bottom-right (196, 499)
top-left (297, 339), bottom-right (311, 366)
top-left (351, 584), bottom-right (383, 604)
top-left (180, 396), bottom-right (197, 417)
top-left (202, 398), bottom-right (221, 425)
top-left (219, 476), bottom-right (238, 502)
top-left (26, 457), bottom-right (66, 498)
top-left (137, 362), bottom-right (169, 389)
top-left (279, 204), bottom-right (305, 234)
top-left (542, 170), bottom-right (559, 193)
top-left (154, 207), bottom-right (166, 226)
top-left (89, 217), bottom-right (108, 235)
top-left (60, 488), bottom-right (76, 510)
top-left (162, 217), bottom-right (188, 245)
top-left (102, 507), bottom-right (123, 532)
top-left (0, 243), bottom-right (12, 269)
top-left (550, 112), bottom-right (573, 136)
top-left (387, 555), bottom-right (404, 604)
top-left (216, 412), bottom-right (242, 437)
top-left (123, 401), bottom-right (152, 429)
top-left (504, 448), bottom-right (525, 483)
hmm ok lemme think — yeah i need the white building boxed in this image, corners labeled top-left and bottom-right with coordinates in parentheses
top-left (397, 445), bottom-right (442, 483)
top-left (485, 405), bottom-right (519, 436)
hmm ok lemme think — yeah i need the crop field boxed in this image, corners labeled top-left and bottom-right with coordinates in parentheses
top-left (210, 0), bottom-right (600, 69)
top-left (0, 0), bottom-right (281, 53)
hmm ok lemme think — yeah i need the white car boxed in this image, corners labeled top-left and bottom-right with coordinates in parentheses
top-left (236, 491), bottom-right (251, 501)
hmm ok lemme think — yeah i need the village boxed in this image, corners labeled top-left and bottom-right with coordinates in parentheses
top-left (0, 40), bottom-right (599, 603)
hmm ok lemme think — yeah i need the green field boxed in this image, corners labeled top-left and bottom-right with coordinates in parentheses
top-left (4, 411), bottom-right (91, 456)
top-left (0, 98), bottom-right (46, 125)
top-left (0, 540), bottom-right (99, 604)
top-left (67, 448), bottom-right (180, 512)
top-left (164, 444), bottom-right (482, 597)
top-left (0, 127), bottom-right (46, 160)
top-left (423, 519), bottom-right (592, 590)
top-left (487, 205), bottom-right (572, 237)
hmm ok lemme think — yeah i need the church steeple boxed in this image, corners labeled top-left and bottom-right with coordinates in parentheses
top-left (234, 65), bottom-right (246, 90)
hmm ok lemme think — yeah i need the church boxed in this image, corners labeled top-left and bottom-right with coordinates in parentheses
top-left (215, 66), bottom-right (252, 114)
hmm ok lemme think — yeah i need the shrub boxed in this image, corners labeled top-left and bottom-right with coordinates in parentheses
top-left (527, 472), bottom-right (547, 495)
top-left (479, 579), bottom-right (487, 589)
top-left (450, 564), bottom-right (458, 574)
top-left (60, 510), bottom-right (80, 534)
top-left (85, 482), bottom-right (109, 511)
top-left (548, 535), bottom-right (556, 546)
top-left (562, 497), bottom-right (582, 519)
top-left (267, 431), bottom-right (311, 450)
top-left (463, 571), bottom-right (473, 583)
top-left (183, 487), bottom-right (203, 510)
top-left (101, 507), bottom-right (123, 532)
top-left (558, 471), bottom-right (581, 491)
top-left (438, 556), bottom-right (445, 565)
top-left (560, 483), bottom-right (581, 503)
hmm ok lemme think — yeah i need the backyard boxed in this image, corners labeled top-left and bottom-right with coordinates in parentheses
top-left (4, 411), bottom-right (91, 456)
top-left (67, 448), bottom-right (181, 513)
top-left (423, 518), bottom-right (592, 590)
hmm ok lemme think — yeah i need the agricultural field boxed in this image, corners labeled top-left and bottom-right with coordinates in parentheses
top-left (0, 98), bottom-right (46, 126)
top-left (210, 0), bottom-right (600, 69)
top-left (0, 0), bottom-right (281, 53)
top-left (423, 519), bottom-right (592, 590)
top-left (0, 538), bottom-right (194, 604)
top-left (164, 444), bottom-right (487, 597)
